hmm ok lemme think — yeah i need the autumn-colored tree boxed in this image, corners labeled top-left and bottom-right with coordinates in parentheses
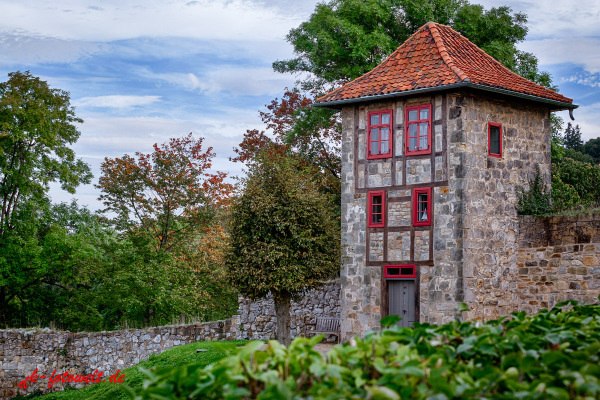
top-left (232, 89), bottom-right (341, 204)
top-left (226, 155), bottom-right (340, 345)
top-left (97, 133), bottom-right (233, 252)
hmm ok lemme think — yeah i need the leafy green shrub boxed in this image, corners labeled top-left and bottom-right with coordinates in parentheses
top-left (130, 300), bottom-right (600, 399)
top-left (553, 157), bottom-right (600, 205)
top-left (551, 171), bottom-right (582, 212)
top-left (517, 168), bottom-right (552, 215)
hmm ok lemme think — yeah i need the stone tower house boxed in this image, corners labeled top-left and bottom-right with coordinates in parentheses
top-left (315, 22), bottom-right (577, 341)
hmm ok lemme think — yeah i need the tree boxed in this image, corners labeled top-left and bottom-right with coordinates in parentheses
top-left (274, 0), bottom-right (551, 89)
top-left (0, 71), bottom-right (92, 324)
top-left (226, 155), bottom-right (340, 345)
top-left (582, 137), bottom-right (600, 162)
top-left (563, 122), bottom-right (583, 152)
top-left (97, 133), bottom-right (233, 252)
top-left (232, 89), bottom-right (341, 206)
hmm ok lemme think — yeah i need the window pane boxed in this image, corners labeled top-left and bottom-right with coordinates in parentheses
top-left (490, 125), bottom-right (501, 155)
top-left (381, 113), bottom-right (390, 124)
top-left (408, 110), bottom-right (418, 121)
top-left (373, 214), bottom-right (382, 223)
top-left (400, 267), bottom-right (413, 275)
top-left (370, 114), bottom-right (379, 125)
top-left (409, 137), bottom-right (417, 151)
top-left (371, 128), bottom-right (379, 141)
top-left (408, 124), bottom-right (417, 138)
top-left (419, 123), bottom-right (428, 136)
top-left (419, 108), bottom-right (429, 120)
top-left (372, 195), bottom-right (382, 205)
top-left (381, 127), bottom-right (389, 140)
top-left (418, 211), bottom-right (428, 221)
top-left (419, 135), bottom-right (428, 150)
top-left (418, 193), bottom-right (427, 205)
top-left (373, 205), bottom-right (382, 214)
top-left (381, 141), bottom-right (389, 154)
top-left (371, 141), bottom-right (379, 154)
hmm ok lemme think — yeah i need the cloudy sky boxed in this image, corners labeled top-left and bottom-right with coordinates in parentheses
top-left (1, 0), bottom-right (599, 211)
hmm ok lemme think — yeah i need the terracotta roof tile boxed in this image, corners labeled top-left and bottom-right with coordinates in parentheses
top-left (317, 22), bottom-right (572, 105)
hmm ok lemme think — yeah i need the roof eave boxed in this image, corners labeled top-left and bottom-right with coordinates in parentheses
top-left (315, 82), bottom-right (578, 112)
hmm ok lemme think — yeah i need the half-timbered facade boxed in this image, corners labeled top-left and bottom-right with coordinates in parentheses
top-left (316, 22), bottom-right (577, 340)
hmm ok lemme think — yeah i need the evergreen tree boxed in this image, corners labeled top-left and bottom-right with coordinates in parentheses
top-left (563, 122), bottom-right (583, 151)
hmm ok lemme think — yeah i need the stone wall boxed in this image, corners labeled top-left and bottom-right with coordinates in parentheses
top-left (0, 281), bottom-right (339, 399)
top-left (517, 214), bottom-right (600, 314)
top-left (458, 92), bottom-right (552, 322)
top-left (237, 281), bottom-right (340, 340)
top-left (0, 319), bottom-right (240, 399)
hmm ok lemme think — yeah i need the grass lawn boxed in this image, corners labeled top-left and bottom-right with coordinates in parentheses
top-left (20, 340), bottom-right (246, 400)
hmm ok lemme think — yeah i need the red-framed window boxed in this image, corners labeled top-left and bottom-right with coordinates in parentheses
top-left (367, 110), bottom-right (393, 159)
top-left (488, 122), bottom-right (502, 158)
top-left (405, 104), bottom-right (432, 155)
top-left (368, 190), bottom-right (385, 228)
top-left (413, 187), bottom-right (431, 226)
top-left (384, 265), bottom-right (416, 279)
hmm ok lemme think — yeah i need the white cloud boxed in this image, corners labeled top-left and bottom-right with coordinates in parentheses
top-left (140, 66), bottom-right (294, 96)
top-left (76, 95), bottom-right (162, 108)
top-left (0, 33), bottom-right (105, 65)
top-left (561, 73), bottom-right (600, 89)
top-left (519, 38), bottom-right (600, 74)
top-left (0, 0), bottom-right (305, 42)
top-left (555, 102), bottom-right (600, 141)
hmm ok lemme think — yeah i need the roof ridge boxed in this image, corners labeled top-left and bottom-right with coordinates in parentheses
top-left (426, 22), bottom-right (469, 82)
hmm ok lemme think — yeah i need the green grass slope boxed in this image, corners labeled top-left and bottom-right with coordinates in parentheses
top-left (18, 340), bottom-right (245, 400)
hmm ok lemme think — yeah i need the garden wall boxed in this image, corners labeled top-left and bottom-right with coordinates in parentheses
top-left (517, 214), bottom-right (600, 314)
top-left (0, 281), bottom-right (340, 399)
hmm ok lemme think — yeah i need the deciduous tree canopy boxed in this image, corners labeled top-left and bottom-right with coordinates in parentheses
top-left (226, 155), bottom-right (340, 344)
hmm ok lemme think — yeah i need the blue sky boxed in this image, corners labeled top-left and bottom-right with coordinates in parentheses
top-left (1, 0), bottom-right (599, 211)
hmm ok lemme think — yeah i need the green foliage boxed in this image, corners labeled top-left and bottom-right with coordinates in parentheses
top-left (274, 0), bottom-right (550, 89)
top-left (130, 301), bottom-right (600, 399)
top-left (516, 168), bottom-right (552, 215)
top-left (0, 71), bottom-right (92, 325)
top-left (552, 157), bottom-right (600, 206)
top-left (563, 122), bottom-right (583, 152)
top-left (564, 148), bottom-right (595, 164)
top-left (550, 137), bottom-right (565, 163)
top-left (226, 155), bottom-right (340, 343)
top-left (33, 341), bottom-right (245, 400)
top-left (551, 172), bottom-right (581, 213)
top-left (582, 137), bottom-right (600, 162)
top-left (226, 155), bottom-right (340, 299)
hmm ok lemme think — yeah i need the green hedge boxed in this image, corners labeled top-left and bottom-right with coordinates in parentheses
top-left (130, 300), bottom-right (600, 399)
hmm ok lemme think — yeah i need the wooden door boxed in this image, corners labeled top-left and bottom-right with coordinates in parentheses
top-left (388, 280), bottom-right (415, 327)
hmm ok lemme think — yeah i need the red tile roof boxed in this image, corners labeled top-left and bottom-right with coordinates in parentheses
top-left (317, 22), bottom-right (573, 106)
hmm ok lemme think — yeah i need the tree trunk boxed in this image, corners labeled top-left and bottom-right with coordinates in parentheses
top-left (273, 293), bottom-right (291, 345)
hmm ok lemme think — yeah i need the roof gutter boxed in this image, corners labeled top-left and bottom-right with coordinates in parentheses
top-left (314, 82), bottom-right (578, 115)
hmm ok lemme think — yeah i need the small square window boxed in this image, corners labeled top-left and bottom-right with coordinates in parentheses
top-left (413, 187), bottom-right (431, 226)
top-left (406, 105), bottom-right (432, 155)
top-left (488, 122), bottom-right (502, 157)
top-left (368, 191), bottom-right (385, 228)
top-left (368, 110), bottom-right (393, 159)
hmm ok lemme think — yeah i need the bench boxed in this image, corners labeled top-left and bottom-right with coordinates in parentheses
top-left (304, 317), bottom-right (340, 342)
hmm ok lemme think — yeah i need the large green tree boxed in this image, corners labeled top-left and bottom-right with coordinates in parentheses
top-left (226, 155), bottom-right (340, 345)
top-left (274, 0), bottom-right (553, 88)
top-left (0, 71), bottom-right (92, 324)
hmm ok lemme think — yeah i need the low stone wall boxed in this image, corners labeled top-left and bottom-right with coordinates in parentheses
top-left (237, 280), bottom-right (340, 340)
top-left (0, 281), bottom-right (340, 399)
top-left (0, 318), bottom-right (240, 399)
top-left (517, 214), bottom-right (600, 314)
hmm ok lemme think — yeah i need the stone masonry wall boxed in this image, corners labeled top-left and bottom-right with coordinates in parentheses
top-left (0, 319), bottom-right (240, 399)
top-left (1, 282), bottom-right (339, 399)
top-left (457, 92), bottom-right (552, 322)
top-left (517, 214), bottom-right (600, 314)
top-left (237, 281), bottom-right (340, 340)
